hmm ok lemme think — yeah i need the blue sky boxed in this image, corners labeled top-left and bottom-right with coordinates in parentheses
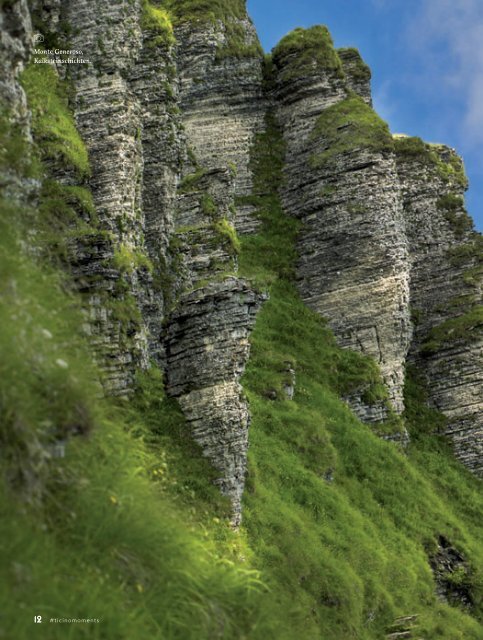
top-left (247, 0), bottom-right (483, 231)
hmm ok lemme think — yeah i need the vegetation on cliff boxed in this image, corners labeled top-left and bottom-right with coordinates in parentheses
top-left (20, 63), bottom-right (90, 178)
top-left (1, 8), bottom-right (482, 640)
top-left (394, 135), bottom-right (469, 189)
top-left (421, 306), bottom-right (483, 354)
top-left (237, 108), bottom-right (483, 640)
top-left (310, 95), bottom-right (394, 167)
top-left (142, 0), bottom-right (175, 47)
top-left (272, 25), bottom-right (344, 82)
top-left (153, 0), bottom-right (263, 60)
top-left (337, 47), bottom-right (372, 81)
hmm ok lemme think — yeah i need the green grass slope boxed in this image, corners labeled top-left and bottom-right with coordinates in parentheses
top-left (1, 64), bottom-right (482, 640)
top-left (238, 111), bottom-right (483, 639)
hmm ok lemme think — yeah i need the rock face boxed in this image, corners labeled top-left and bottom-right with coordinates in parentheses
top-left (0, 0), bottom-right (31, 125)
top-left (395, 138), bottom-right (482, 474)
top-left (174, 9), bottom-right (266, 235)
top-left (272, 28), bottom-right (411, 421)
top-left (175, 15), bottom-right (265, 198)
top-left (1, 0), bottom-right (265, 519)
top-left (166, 278), bottom-right (264, 524)
top-left (64, 0), bottom-right (153, 394)
top-left (337, 47), bottom-right (372, 105)
top-left (2, 0), bottom-right (482, 508)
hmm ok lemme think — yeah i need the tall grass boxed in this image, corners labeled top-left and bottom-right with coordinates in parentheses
top-left (238, 109), bottom-right (483, 639)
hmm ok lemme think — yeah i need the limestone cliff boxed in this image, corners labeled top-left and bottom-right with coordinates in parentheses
top-left (395, 137), bottom-right (482, 474)
top-left (1, 0), bottom-right (481, 531)
top-left (271, 28), bottom-right (411, 425)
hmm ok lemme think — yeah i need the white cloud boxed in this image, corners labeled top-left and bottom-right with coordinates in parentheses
top-left (407, 0), bottom-right (483, 145)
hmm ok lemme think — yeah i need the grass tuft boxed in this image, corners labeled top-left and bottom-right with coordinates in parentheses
top-left (20, 64), bottom-right (90, 178)
top-left (272, 25), bottom-right (344, 83)
top-left (310, 95), bottom-right (393, 168)
top-left (141, 0), bottom-right (175, 47)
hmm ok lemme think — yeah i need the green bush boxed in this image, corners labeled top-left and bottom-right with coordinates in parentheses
top-left (213, 218), bottom-right (241, 254)
top-left (141, 0), bottom-right (175, 47)
top-left (112, 243), bottom-right (154, 274)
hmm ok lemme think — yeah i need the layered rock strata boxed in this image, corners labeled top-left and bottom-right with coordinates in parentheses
top-left (174, 9), bottom-right (266, 235)
top-left (175, 15), bottom-right (265, 198)
top-left (272, 28), bottom-right (411, 420)
top-left (166, 278), bottom-right (264, 524)
top-left (395, 138), bottom-right (482, 474)
top-left (3, 0), bottom-right (482, 493)
top-left (0, 0), bottom-right (31, 129)
top-left (174, 167), bottom-right (238, 289)
top-left (337, 47), bottom-right (372, 106)
top-left (7, 0), bottom-right (265, 516)
top-left (62, 0), bottom-right (150, 394)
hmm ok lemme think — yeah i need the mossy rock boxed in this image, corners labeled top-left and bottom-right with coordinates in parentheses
top-left (310, 95), bottom-right (393, 168)
top-left (421, 306), bottom-right (483, 354)
top-left (435, 193), bottom-right (473, 237)
top-left (20, 63), bottom-right (90, 178)
top-left (178, 168), bottom-right (208, 193)
top-left (337, 47), bottom-right (371, 82)
top-left (394, 136), bottom-right (469, 189)
top-left (272, 25), bottom-right (344, 82)
top-left (0, 108), bottom-right (39, 178)
top-left (447, 234), bottom-right (483, 268)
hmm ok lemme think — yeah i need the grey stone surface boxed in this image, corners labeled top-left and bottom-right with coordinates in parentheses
top-left (0, 0), bottom-right (32, 165)
top-left (165, 278), bottom-right (265, 524)
top-left (395, 140), bottom-right (482, 475)
top-left (430, 535), bottom-right (474, 608)
top-left (273, 39), bottom-right (411, 422)
top-left (175, 15), bottom-right (266, 201)
top-left (337, 47), bottom-right (372, 105)
top-left (4, 0), bottom-right (482, 505)
top-left (61, 1), bottom-right (264, 517)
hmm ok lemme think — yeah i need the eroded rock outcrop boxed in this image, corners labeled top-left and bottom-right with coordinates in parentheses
top-left (175, 11), bottom-right (265, 198)
top-left (395, 137), bottom-right (482, 474)
top-left (4, 0), bottom-right (481, 506)
top-left (430, 535), bottom-right (474, 609)
top-left (272, 28), bottom-right (411, 423)
top-left (0, 0), bottom-right (31, 125)
top-left (63, 0), bottom-right (152, 394)
top-left (174, 5), bottom-right (266, 235)
top-left (5, 0), bottom-right (265, 519)
top-left (166, 277), bottom-right (264, 524)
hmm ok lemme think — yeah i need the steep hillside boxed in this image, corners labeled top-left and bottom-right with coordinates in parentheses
top-left (0, 1), bottom-right (481, 639)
